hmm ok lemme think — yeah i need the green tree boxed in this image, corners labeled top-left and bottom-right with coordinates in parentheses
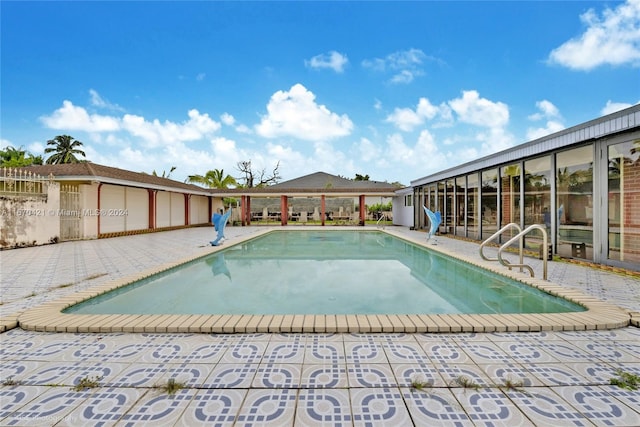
top-left (354, 174), bottom-right (370, 181)
top-left (152, 166), bottom-right (177, 178)
top-left (44, 135), bottom-right (86, 164)
top-left (187, 169), bottom-right (237, 188)
top-left (1, 146), bottom-right (44, 167)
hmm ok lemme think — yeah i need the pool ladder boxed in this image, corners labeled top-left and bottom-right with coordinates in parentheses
top-left (479, 223), bottom-right (549, 280)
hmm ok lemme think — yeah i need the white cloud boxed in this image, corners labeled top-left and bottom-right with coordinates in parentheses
top-left (196, 73), bottom-right (206, 81)
top-left (384, 131), bottom-right (446, 169)
top-left (89, 89), bottom-right (124, 112)
top-left (373, 99), bottom-right (382, 111)
top-left (40, 100), bottom-right (121, 132)
top-left (528, 100), bottom-right (562, 121)
top-left (362, 48), bottom-right (437, 84)
top-left (121, 109), bottom-right (221, 147)
top-left (526, 121), bottom-right (566, 141)
top-left (527, 100), bottom-right (565, 140)
top-left (0, 139), bottom-right (11, 150)
top-left (448, 90), bottom-right (509, 129)
top-left (305, 51), bottom-right (348, 73)
top-left (548, 0), bottom-right (640, 70)
top-left (255, 83), bottom-right (353, 141)
top-left (385, 98), bottom-right (441, 132)
top-left (601, 100), bottom-right (637, 115)
top-left (356, 137), bottom-right (382, 162)
top-left (220, 113), bottom-right (235, 126)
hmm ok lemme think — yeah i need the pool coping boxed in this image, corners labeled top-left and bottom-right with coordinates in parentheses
top-left (16, 227), bottom-right (632, 334)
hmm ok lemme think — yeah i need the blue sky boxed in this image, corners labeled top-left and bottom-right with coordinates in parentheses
top-left (2, 1), bottom-right (639, 186)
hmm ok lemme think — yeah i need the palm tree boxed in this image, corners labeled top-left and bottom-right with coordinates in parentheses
top-left (187, 169), bottom-right (237, 189)
top-left (45, 135), bottom-right (86, 164)
top-left (1, 146), bottom-right (44, 167)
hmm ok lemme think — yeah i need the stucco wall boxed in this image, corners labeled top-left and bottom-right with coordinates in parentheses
top-left (0, 182), bottom-right (60, 248)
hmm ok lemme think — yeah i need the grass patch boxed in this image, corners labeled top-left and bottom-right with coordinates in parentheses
top-left (451, 375), bottom-right (481, 390)
top-left (159, 378), bottom-right (187, 395)
top-left (610, 369), bottom-right (640, 390)
top-left (72, 375), bottom-right (102, 392)
top-left (410, 375), bottom-right (433, 392)
top-left (2, 376), bottom-right (22, 386)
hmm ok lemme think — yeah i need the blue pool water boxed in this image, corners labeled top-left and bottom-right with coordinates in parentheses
top-left (65, 230), bottom-right (585, 315)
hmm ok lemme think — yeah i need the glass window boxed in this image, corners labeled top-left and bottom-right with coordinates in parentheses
top-left (557, 146), bottom-right (593, 260)
top-left (608, 139), bottom-right (640, 264)
top-left (467, 173), bottom-right (479, 239)
top-left (499, 163), bottom-right (521, 242)
top-left (455, 176), bottom-right (465, 236)
top-left (523, 156), bottom-right (551, 251)
top-left (481, 169), bottom-right (498, 239)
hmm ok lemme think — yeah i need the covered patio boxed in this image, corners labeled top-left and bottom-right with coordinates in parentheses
top-left (214, 172), bottom-right (398, 226)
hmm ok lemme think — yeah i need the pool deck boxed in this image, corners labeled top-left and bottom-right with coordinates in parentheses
top-left (1, 225), bottom-right (639, 426)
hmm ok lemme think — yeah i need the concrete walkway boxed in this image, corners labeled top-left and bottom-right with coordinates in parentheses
top-left (1, 226), bottom-right (639, 426)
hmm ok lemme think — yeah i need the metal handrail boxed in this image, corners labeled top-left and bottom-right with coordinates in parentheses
top-left (376, 212), bottom-right (388, 229)
top-left (497, 224), bottom-right (549, 280)
top-left (479, 223), bottom-right (523, 271)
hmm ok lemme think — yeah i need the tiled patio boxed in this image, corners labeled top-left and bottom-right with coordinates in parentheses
top-left (1, 226), bottom-right (639, 426)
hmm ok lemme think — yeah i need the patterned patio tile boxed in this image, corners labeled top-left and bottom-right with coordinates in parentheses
top-left (454, 340), bottom-right (511, 364)
top-left (495, 340), bottom-right (559, 363)
top-left (571, 340), bottom-right (640, 364)
top-left (0, 361), bottom-right (46, 384)
top-left (524, 363), bottom-right (589, 387)
top-left (350, 387), bottom-right (412, 427)
top-left (403, 387), bottom-right (472, 426)
top-left (381, 340), bottom-right (430, 364)
top-left (555, 385), bottom-right (640, 427)
top-left (116, 388), bottom-right (196, 426)
top-left (219, 340), bottom-right (267, 364)
top-left (604, 384), bottom-right (640, 420)
top-left (488, 330), bottom-right (566, 342)
top-left (252, 363), bottom-right (302, 389)
top-left (0, 386), bottom-right (48, 421)
top-left (202, 363), bottom-right (258, 389)
top-left (348, 363), bottom-right (397, 388)
top-left (568, 363), bottom-right (621, 386)
top-left (235, 389), bottom-right (297, 427)
top-left (173, 388), bottom-right (246, 426)
top-left (0, 386), bottom-right (92, 426)
top-left (262, 340), bottom-right (306, 364)
top-left (304, 339), bottom-right (345, 364)
top-left (479, 362), bottom-right (541, 387)
top-left (154, 363), bottom-right (215, 388)
top-left (296, 388), bottom-right (352, 427)
top-left (344, 340), bottom-right (389, 364)
top-left (450, 387), bottom-right (534, 427)
top-left (421, 340), bottom-right (472, 364)
top-left (434, 363), bottom-right (494, 388)
top-left (300, 364), bottom-right (349, 388)
top-left (59, 387), bottom-right (146, 426)
top-left (392, 363), bottom-right (447, 388)
top-left (110, 363), bottom-right (171, 388)
top-left (505, 387), bottom-right (595, 426)
top-left (537, 341), bottom-right (598, 363)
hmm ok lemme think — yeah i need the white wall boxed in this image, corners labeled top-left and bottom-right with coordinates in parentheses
top-left (190, 195), bottom-right (209, 225)
top-left (156, 191), bottom-right (171, 228)
top-left (170, 192), bottom-right (185, 226)
top-left (125, 187), bottom-right (149, 231)
top-left (99, 185), bottom-right (126, 233)
top-left (0, 182), bottom-right (60, 248)
top-left (392, 195), bottom-right (414, 227)
top-left (80, 183), bottom-right (98, 239)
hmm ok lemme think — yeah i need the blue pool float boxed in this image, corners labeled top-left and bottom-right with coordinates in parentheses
top-left (210, 208), bottom-right (232, 246)
top-left (422, 206), bottom-right (442, 241)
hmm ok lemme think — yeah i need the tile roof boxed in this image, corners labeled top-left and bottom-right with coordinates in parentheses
top-left (14, 163), bottom-right (208, 193)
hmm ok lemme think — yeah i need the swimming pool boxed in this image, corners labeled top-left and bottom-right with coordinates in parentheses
top-left (65, 230), bottom-right (583, 316)
top-left (19, 227), bottom-right (629, 334)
